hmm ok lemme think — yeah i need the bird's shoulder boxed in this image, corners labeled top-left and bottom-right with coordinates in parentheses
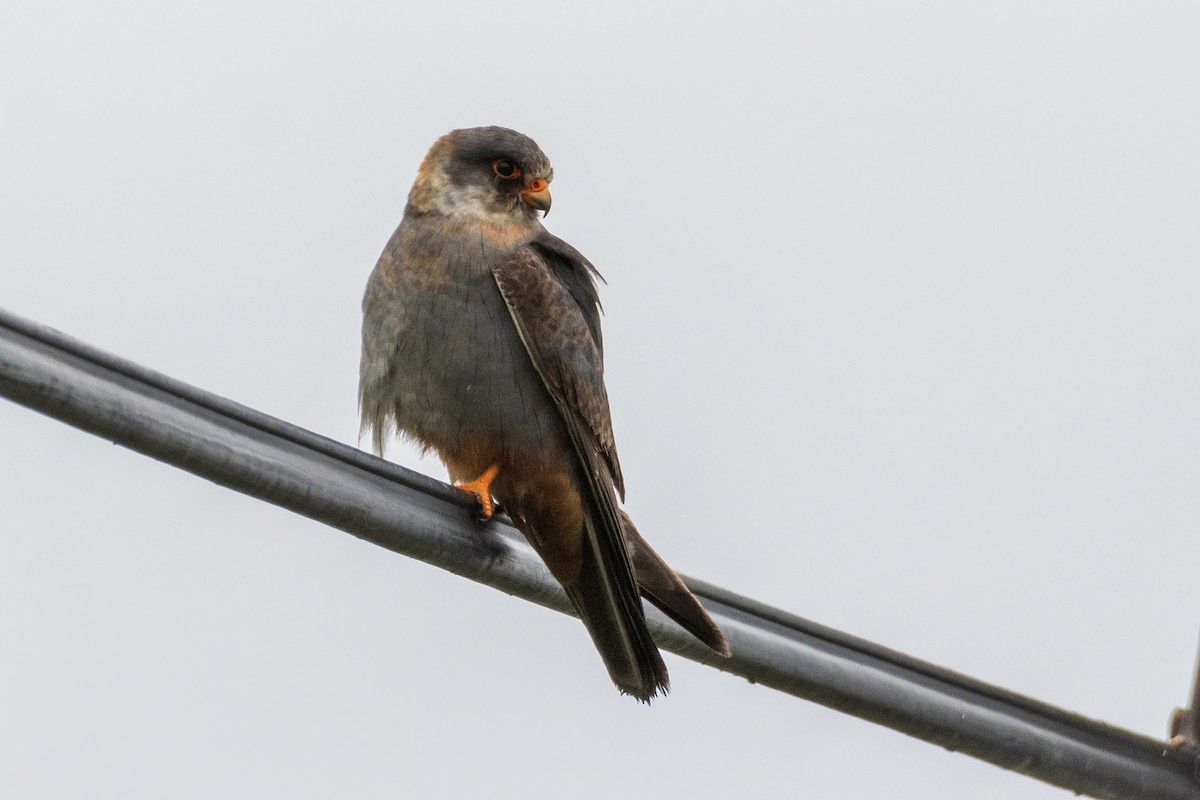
top-left (520, 230), bottom-right (606, 355)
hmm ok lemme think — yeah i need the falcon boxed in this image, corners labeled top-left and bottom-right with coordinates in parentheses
top-left (359, 126), bottom-right (728, 700)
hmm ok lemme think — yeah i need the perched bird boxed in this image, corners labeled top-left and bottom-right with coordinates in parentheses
top-left (359, 126), bottom-right (729, 700)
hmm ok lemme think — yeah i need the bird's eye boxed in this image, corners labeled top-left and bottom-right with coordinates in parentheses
top-left (492, 159), bottom-right (520, 179)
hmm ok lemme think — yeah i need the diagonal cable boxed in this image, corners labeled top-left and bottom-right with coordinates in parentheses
top-left (0, 306), bottom-right (1196, 800)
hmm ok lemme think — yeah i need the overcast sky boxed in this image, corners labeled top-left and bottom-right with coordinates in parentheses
top-left (2, 3), bottom-right (1198, 798)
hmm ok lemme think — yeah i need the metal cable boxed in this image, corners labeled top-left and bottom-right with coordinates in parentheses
top-left (1, 306), bottom-right (1196, 800)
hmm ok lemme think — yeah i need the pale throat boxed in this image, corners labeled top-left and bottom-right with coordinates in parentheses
top-left (415, 166), bottom-right (527, 224)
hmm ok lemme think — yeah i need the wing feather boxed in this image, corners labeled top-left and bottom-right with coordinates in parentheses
top-left (496, 232), bottom-right (624, 497)
top-left (493, 238), bottom-right (668, 696)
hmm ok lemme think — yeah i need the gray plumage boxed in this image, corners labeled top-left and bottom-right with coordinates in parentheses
top-left (359, 126), bottom-right (728, 701)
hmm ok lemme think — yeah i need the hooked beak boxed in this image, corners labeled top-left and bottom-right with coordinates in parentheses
top-left (520, 178), bottom-right (552, 216)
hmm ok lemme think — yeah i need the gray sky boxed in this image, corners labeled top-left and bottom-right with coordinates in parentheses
top-left (2, 2), bottom-right (1198, 798)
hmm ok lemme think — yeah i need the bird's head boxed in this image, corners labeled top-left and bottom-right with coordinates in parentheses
top-left (407, 126), bottom-right (554, 222)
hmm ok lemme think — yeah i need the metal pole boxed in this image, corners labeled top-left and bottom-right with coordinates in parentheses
top-left (1171, 633), bottom-right (1200, 750)
top-left (1, 306), bottom-right (1197, 800)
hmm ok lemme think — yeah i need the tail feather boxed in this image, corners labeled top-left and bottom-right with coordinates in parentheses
top-left (620, 511), bottom-right (731, 658)
top-left (563, 514), bottom-right (669, 701)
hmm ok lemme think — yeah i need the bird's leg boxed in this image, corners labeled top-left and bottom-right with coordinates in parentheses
top-left (455, 463), bottom-right (501, 523)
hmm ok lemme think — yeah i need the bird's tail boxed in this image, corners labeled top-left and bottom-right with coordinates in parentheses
top-left (562, 511), bottom-right (670, 701)
top-left (561, 510), bottom-right (731, 701)
top-left (620, 510), bottom-right (731, 657)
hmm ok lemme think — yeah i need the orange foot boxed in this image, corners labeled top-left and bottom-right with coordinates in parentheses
top-left (455, 463), bottom-right (500, 523)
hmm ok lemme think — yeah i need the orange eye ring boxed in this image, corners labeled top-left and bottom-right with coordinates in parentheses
top-left (493, 159), bottom-right (521, 179)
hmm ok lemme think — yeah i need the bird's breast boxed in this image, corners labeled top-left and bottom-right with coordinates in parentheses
top-left (381, 219), bottom-right (563, 464)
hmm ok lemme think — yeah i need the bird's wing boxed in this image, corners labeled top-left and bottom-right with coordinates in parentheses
top-left (495, 232), bottom-right (730, 675)
top-left (494, 233), bottom-right (666, 697)
top-left (497, 231), bottom-right (625, 498)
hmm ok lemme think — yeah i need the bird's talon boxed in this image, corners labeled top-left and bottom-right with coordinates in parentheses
top-left (455, 464), bottom-right (500, 524)
top-left (470, 492), bottom-right (494, 523)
